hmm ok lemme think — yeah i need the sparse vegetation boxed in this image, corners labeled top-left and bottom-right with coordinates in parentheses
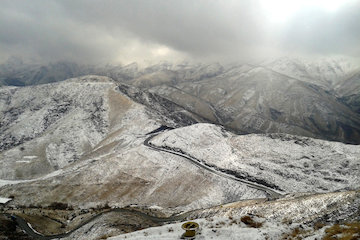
top-left (323, 222), bottom-right (360, 240)
top-left (48, 202), bottom-right (69, 210)
top-left (313, 221), bottom-right (325, 230)
top-left (0, 215), bottom-right (33, 240)
top-left (281, 226), bottom-right (311, 240)
top-left (240, 215), bottom-right (263, 228)
top-left (99, 233), bottom-right (116, 239)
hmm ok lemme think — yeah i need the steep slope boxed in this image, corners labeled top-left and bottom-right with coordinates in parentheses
top-left (150, 66), bottom-right (360, 144)
top-left (0, 76), bottom-right (117, 179)
top-left (336, 70), bottom-right (360, 114)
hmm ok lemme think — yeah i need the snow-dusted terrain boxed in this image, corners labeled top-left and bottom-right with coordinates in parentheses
top-left (151, 124), bottom-right (360, 193)
top-left (0, 67), bottom-right (360, 239)
top-left (0, 76), bottom-right (266, 211)
top-left (107, 189), bottom-right (360, 240)
top-left (2, 57), bottom-right (360, 143)
top-left (263, 57), bottom-right (359, 89)
top-left (0, 76), bottom-right (117, 179)
top-left (143, 57), bottom-right (360, 144)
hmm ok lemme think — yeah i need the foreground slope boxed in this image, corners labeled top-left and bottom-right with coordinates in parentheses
top-left (109, 190), bottom-right (360, 240)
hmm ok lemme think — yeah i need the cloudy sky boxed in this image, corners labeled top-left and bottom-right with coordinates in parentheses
top-left (1, 0), bottom-right (359, 65)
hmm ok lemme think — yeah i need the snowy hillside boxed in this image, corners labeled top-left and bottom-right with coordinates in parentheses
top-left (151, 124), bottom-right (360, 193)
top-left (109, 190), bottom-right (360, 240)
top-left (0, 77), bottom-right (266, 211)
top-left (0, 67), bottom-right (359, 239)
top-left (0, 76), bottom-right (119, 179)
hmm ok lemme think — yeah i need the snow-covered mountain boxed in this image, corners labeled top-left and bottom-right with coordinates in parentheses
top-left (0, 76), bottom-right (117, 179)
top-left (148, 64), bottom-right (360, 144)
top-left (0, 77), bottom-right (266, 210)
top-left (263, 57), bottom-right (359, 89)
top-left (1, 58), bottom-right (360, 239)
top-left (0, 59), bottom-right (96, 86)
top-left (335, 70), bottom-right (360, 114)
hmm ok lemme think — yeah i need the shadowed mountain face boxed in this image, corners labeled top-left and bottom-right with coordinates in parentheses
top-left (336, 70), bottom-right (360, 114)
top-left (140, 59), bottom-right (360, 144)
top-left (0, 59), bottom-right (97, 86)
top-left (1, 57), bottom-right (359, 144)
top-left (154, 67), bottom-right (360, 142)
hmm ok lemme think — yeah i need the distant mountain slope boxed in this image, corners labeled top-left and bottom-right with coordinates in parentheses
top-left (263, 57), bottom-right (359, 89)
top-left (149, 66), bottom-right (360, 144)
top-left (336, 70), bottom-right (360, 114)
top-left (1, 57), bottom-right (359, 144)
top-left (0, 59), bottom-right (95, 86)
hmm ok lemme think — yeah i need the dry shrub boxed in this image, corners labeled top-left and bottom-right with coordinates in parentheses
top-left (48, 202), bottom-right (69, 210)
top-left (313, 221), bottom-right (325, 230)
top-left (229, 219), bottom-right (238, 226)
top-left (215, 221), bottom-right (226, 227)
top-left (281, 227), bottom-right (304, 240)
top-left (99, 234), bottom-right (113, 239)
top-left (282, 218), bottom-right (292, 225)
top-left (291, 228), bottom-right (300, 237)
top-left (240, 215), bottom-right (263, 228)
top-left (323, 222), bottom-right (360, 240)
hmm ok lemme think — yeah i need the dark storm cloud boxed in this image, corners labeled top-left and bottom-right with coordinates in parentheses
top-left (56, 0), bottom-right (266, 59)
top-left (0, 0), bottom-right (359, 64)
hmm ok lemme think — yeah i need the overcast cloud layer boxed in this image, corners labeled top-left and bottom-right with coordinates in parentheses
top-left (1, 0), bottom-right (360, 65)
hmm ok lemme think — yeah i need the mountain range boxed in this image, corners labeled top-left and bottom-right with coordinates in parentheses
top-left (0, 57), bottom-right (359, 239)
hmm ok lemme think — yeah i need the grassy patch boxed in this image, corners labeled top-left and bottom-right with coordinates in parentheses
top-left (281, 226), bottom-right (311, 240)
top-left (323, 222), bottom-right (360, 240)
top-left (240, 215), bottom-right (263, 228)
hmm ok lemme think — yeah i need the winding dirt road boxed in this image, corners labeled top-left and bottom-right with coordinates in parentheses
top-left (7, 125), bottom-right (284, 239)
top-left (144, 126), bottom-right (284, 200)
